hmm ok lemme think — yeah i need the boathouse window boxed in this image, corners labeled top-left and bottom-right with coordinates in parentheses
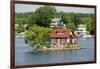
top-left (55, 31), bottom-right (64, 34)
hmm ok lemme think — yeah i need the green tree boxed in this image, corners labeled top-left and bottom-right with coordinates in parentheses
top-left (34, 6), bottom-right (56, 27)
top-left (73, 13), bottom-right (82, 27)
top-left (27, 12), bottom-right (37, 26)
top-left (67, 22), bottom-right (75, 30)
top-left (80, 17), bottom-right (93, 32)
top-left (15, 20), bottom-right (25, 33)
top-left (25, 25), bottom-right (52, 49)
top-left (61, 13), bottom-right (75, 30)
top-left (61, 13), bottom-right (71, 24)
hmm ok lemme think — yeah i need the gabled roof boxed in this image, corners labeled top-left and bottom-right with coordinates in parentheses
top-left (50, 28), bottom-right (76, 38)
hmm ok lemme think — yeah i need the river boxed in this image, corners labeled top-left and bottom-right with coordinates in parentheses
top-left (15, 37), bottom-right (95, 65)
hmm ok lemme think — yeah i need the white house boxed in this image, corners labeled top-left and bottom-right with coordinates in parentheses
top-left (75, 24), bottom-right (91, 38)
top-left (50, 18), bottom-right (66, 28)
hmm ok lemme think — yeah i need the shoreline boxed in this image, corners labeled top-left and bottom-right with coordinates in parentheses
top-left (36, 47), bottom-right (86, 51)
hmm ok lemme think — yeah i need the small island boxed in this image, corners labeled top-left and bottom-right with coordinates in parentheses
top-left (33, 18), bottom-right (81, 51)
top-left (38, 27), bottom-right (80, 51)
top-left (25, 18), bottom-right (82, 51)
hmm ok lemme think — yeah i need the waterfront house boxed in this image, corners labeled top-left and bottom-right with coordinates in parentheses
top-left (75, 24), bottom-right (91, 38)
top-left (50, 28), bottom-right (77, 48)
top-left (50, 18), bottom-right (66, 28)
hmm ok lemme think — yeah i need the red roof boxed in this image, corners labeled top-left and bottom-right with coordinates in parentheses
top-left (50, 28), bottom-right (75, 38)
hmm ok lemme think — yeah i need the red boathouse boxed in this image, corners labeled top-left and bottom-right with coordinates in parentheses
top-left (50, 28), bottom-right (77, 48)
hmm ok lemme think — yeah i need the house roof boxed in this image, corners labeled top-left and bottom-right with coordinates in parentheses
top-left (52, 18), bottom-right (61, 22)
top-left (50, 28), bottom-right (76, 38)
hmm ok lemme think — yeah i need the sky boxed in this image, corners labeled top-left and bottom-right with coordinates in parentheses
top-left (15, 4), bottom-right (94, 13)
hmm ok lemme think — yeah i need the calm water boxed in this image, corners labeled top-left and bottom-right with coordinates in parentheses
top-left (15, 37), bottom-right (95, 65)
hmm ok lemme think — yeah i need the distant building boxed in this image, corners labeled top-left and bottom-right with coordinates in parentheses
top-left (15, 24), bottom-right (28, 37)
top-left (50, 18), bottom-right (66, 28)
top-left (75, 24), bottom-right (91, 38)
top-left (50, 28), bottom-right (77, 48)
top-left (15, 24), bottom-right (28, 31)
top-left (15, 24), bottom-right (19, 29)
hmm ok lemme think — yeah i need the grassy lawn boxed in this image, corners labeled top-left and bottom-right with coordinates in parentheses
top-left (66, 46), bottom-right (80, 49)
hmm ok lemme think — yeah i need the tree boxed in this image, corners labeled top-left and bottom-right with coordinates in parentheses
top-left (25, 25), bottom-right (52, 49)
top-left (73, 13), bottom-right (82, 27)
top-left (67, 22), bottom-right (75, 30)
top-left (27, 12), bottom-right (37, 26)
top-left (61, 13), bottom-right (75, 30)
top-left (34, 6), bottom-right (56, 27)
top-left (61, 13), bottom-right (71, 24)
top-left (80, 17), bottom-right (93, 32)
top-left (15, 20), bottom-right (25, 34)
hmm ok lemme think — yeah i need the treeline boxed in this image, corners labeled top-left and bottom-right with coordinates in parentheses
top-left (15, 11), bottom-right (94, 26)
top-left (15, 12), bottom-right (32, 18)
top-left (15, 11), bottom-right (94, 20)
top-left (15, 6), bottom-right (94, 33)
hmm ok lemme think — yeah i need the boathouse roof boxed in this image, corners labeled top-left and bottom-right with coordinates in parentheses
top-left (50, 28), bottom-right (76, 38)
